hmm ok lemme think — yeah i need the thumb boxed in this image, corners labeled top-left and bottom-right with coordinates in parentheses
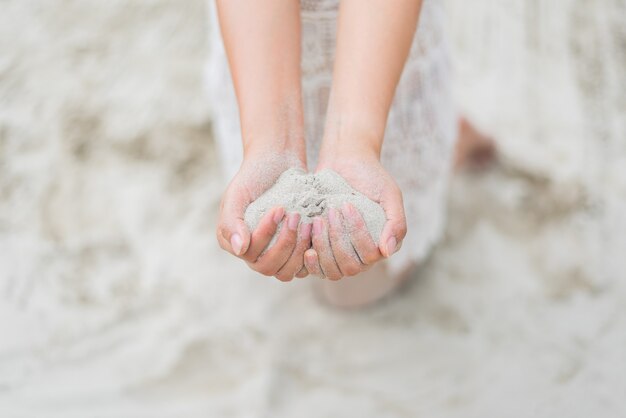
top-left (217, 187), bottom-right (252, 257)
top-left (378, 185), bottom-right (407, 258)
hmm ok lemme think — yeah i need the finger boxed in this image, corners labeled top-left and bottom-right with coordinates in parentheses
top-left (217, 211), bottom-right (252, 258)
top-left (295, 266), bottom-right (309, 278)
top-left (341, 203), bottom-right (382, 266)
top-left (311, 217), bottom-right (342, 281)
top-left (327, 208), bottom-right (364, 277)
top-left (275, 221), bottom-right (312, 282)
top-left (253, 212), bottom-right (300, 277)
top-left (304, 249), bottom-right (322, 277)
top-left (217, 185), bottom-right (252, 256)
top-left (378, 185), bottom-right (407, 258)
top-left (243, 206), bottom-right (285, 262)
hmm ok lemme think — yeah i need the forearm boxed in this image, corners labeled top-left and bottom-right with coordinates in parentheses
top-left (216, 0), bottom-right (305, 159)
top-left (320, 0), bottom-right (422, 160)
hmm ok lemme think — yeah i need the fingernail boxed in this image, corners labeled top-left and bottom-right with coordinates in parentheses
top-left (231, 233), bottom-right (243, 255)
top-left (305, 251), bottom-right (315, 266)
top-left (313, 217), bottom-right (323, 236)
top-left (328, 208), bottom-right (338, 226)
top-left (273, 207), bottom-right (285, 224)
top-left (288, 213), bottom-right (300, 231)
top-left (385, 236), bottom-right (397, 258)
top-left (302, 222), bottom-right (312, 240)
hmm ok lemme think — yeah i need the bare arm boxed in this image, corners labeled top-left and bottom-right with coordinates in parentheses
top-left (217, 0), bottom-right (305, 159)
top-left (321, 0), bottom-right (422, 159)
top-left (216, 1), bottom-right (310, 281)
top-left (307, 1), bottom-right (421, 279)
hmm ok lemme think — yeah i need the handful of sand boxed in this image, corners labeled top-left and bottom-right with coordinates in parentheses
top-left (244, 168), bottom-right (386, 243)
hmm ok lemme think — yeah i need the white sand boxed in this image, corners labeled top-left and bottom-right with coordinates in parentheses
top-left (244, 168), bottom-right (386, 243)
top-left (1, 1), bottom-right (625, 417)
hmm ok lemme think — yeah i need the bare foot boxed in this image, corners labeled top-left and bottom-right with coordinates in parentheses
top-left (454, 117), bottom-right (496, 171)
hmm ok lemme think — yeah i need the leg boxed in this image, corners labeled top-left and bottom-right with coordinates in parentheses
top-left (454, 117), bottom-right (496, 171)
top-left (313, 260), bottom-right (417, 309)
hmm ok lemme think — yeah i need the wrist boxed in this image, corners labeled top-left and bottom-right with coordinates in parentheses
top-left (318, 137), bottom-right (380, 171)
top-left (242, 134), bottom-right (306, 164)
top-left (242, 128), bottom-right (307, 170)
top-left (240, 95), bottom-right (307, 164)
top-left (319, 121), bottom-right (384, 166)
top-left (319, 99), bottom-right (388, 164)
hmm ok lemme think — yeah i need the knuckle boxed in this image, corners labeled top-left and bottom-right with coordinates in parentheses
top-left (351, 215), bottom-right (366, 229)
top-left (216, 224), bottom-right (227, 241)
top-left (397, 219), bottom-right (408, 235)
top-left (274, 271), bottom-right (293, 282)
top-left (295, 242), bottom-right (310, 256)
top-left (254, 263), bottom-right (275, 277)
top-left (260, 229), bottom-right (274, 241)
top-left (356, 230), bottom-right (373, 245)
top-left (241, 252), bottom-right (256, 262)
top-left (362, 250), bottom-right (380, 266)
top-left (343, 263), bottom-right (362, 277)
top-left (387, 181), bottom-right (401, 196)
top-left (274, 242), bottom-right (294, 255)
top-left (283, 233), bottom-right (298, 248)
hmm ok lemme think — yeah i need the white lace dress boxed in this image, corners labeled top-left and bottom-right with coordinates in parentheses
top-left (205, 0), bottom-right (457, 273)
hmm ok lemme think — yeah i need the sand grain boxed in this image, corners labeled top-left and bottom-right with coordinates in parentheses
top-left (244, 168), bottom-right (386, 243)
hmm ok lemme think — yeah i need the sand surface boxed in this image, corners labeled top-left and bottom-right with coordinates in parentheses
top-left (244, 168), bottom-right (386, 243)
top-left (1, 1), bottom-right (625, 417)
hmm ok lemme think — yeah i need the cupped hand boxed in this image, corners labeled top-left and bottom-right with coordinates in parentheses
top-left (304, 152), bottom-right (407, 280)
top-left (216, 151), bottom-right (311, 281)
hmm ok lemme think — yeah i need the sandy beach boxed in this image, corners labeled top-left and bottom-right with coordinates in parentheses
top-left (1, 1), bottom-right (625, 417)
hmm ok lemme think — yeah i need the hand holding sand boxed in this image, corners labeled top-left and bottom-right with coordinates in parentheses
top-left (216, 153), bottom-right (312, 280)
top-left (304, 153), bottom-right (407, 280)
top-left (244, 166), bottom-right (388, 280)
top-left (216, 0), bottom-right (410, 284)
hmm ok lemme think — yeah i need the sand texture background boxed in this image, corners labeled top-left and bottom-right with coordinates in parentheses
top-left (1, 0), bottom-right (625, 417)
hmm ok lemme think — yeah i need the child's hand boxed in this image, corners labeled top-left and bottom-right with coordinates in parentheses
top-left (304, 152), bottom-right (406, 280)
top-left (217, 152), bottom-right (311, 281)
